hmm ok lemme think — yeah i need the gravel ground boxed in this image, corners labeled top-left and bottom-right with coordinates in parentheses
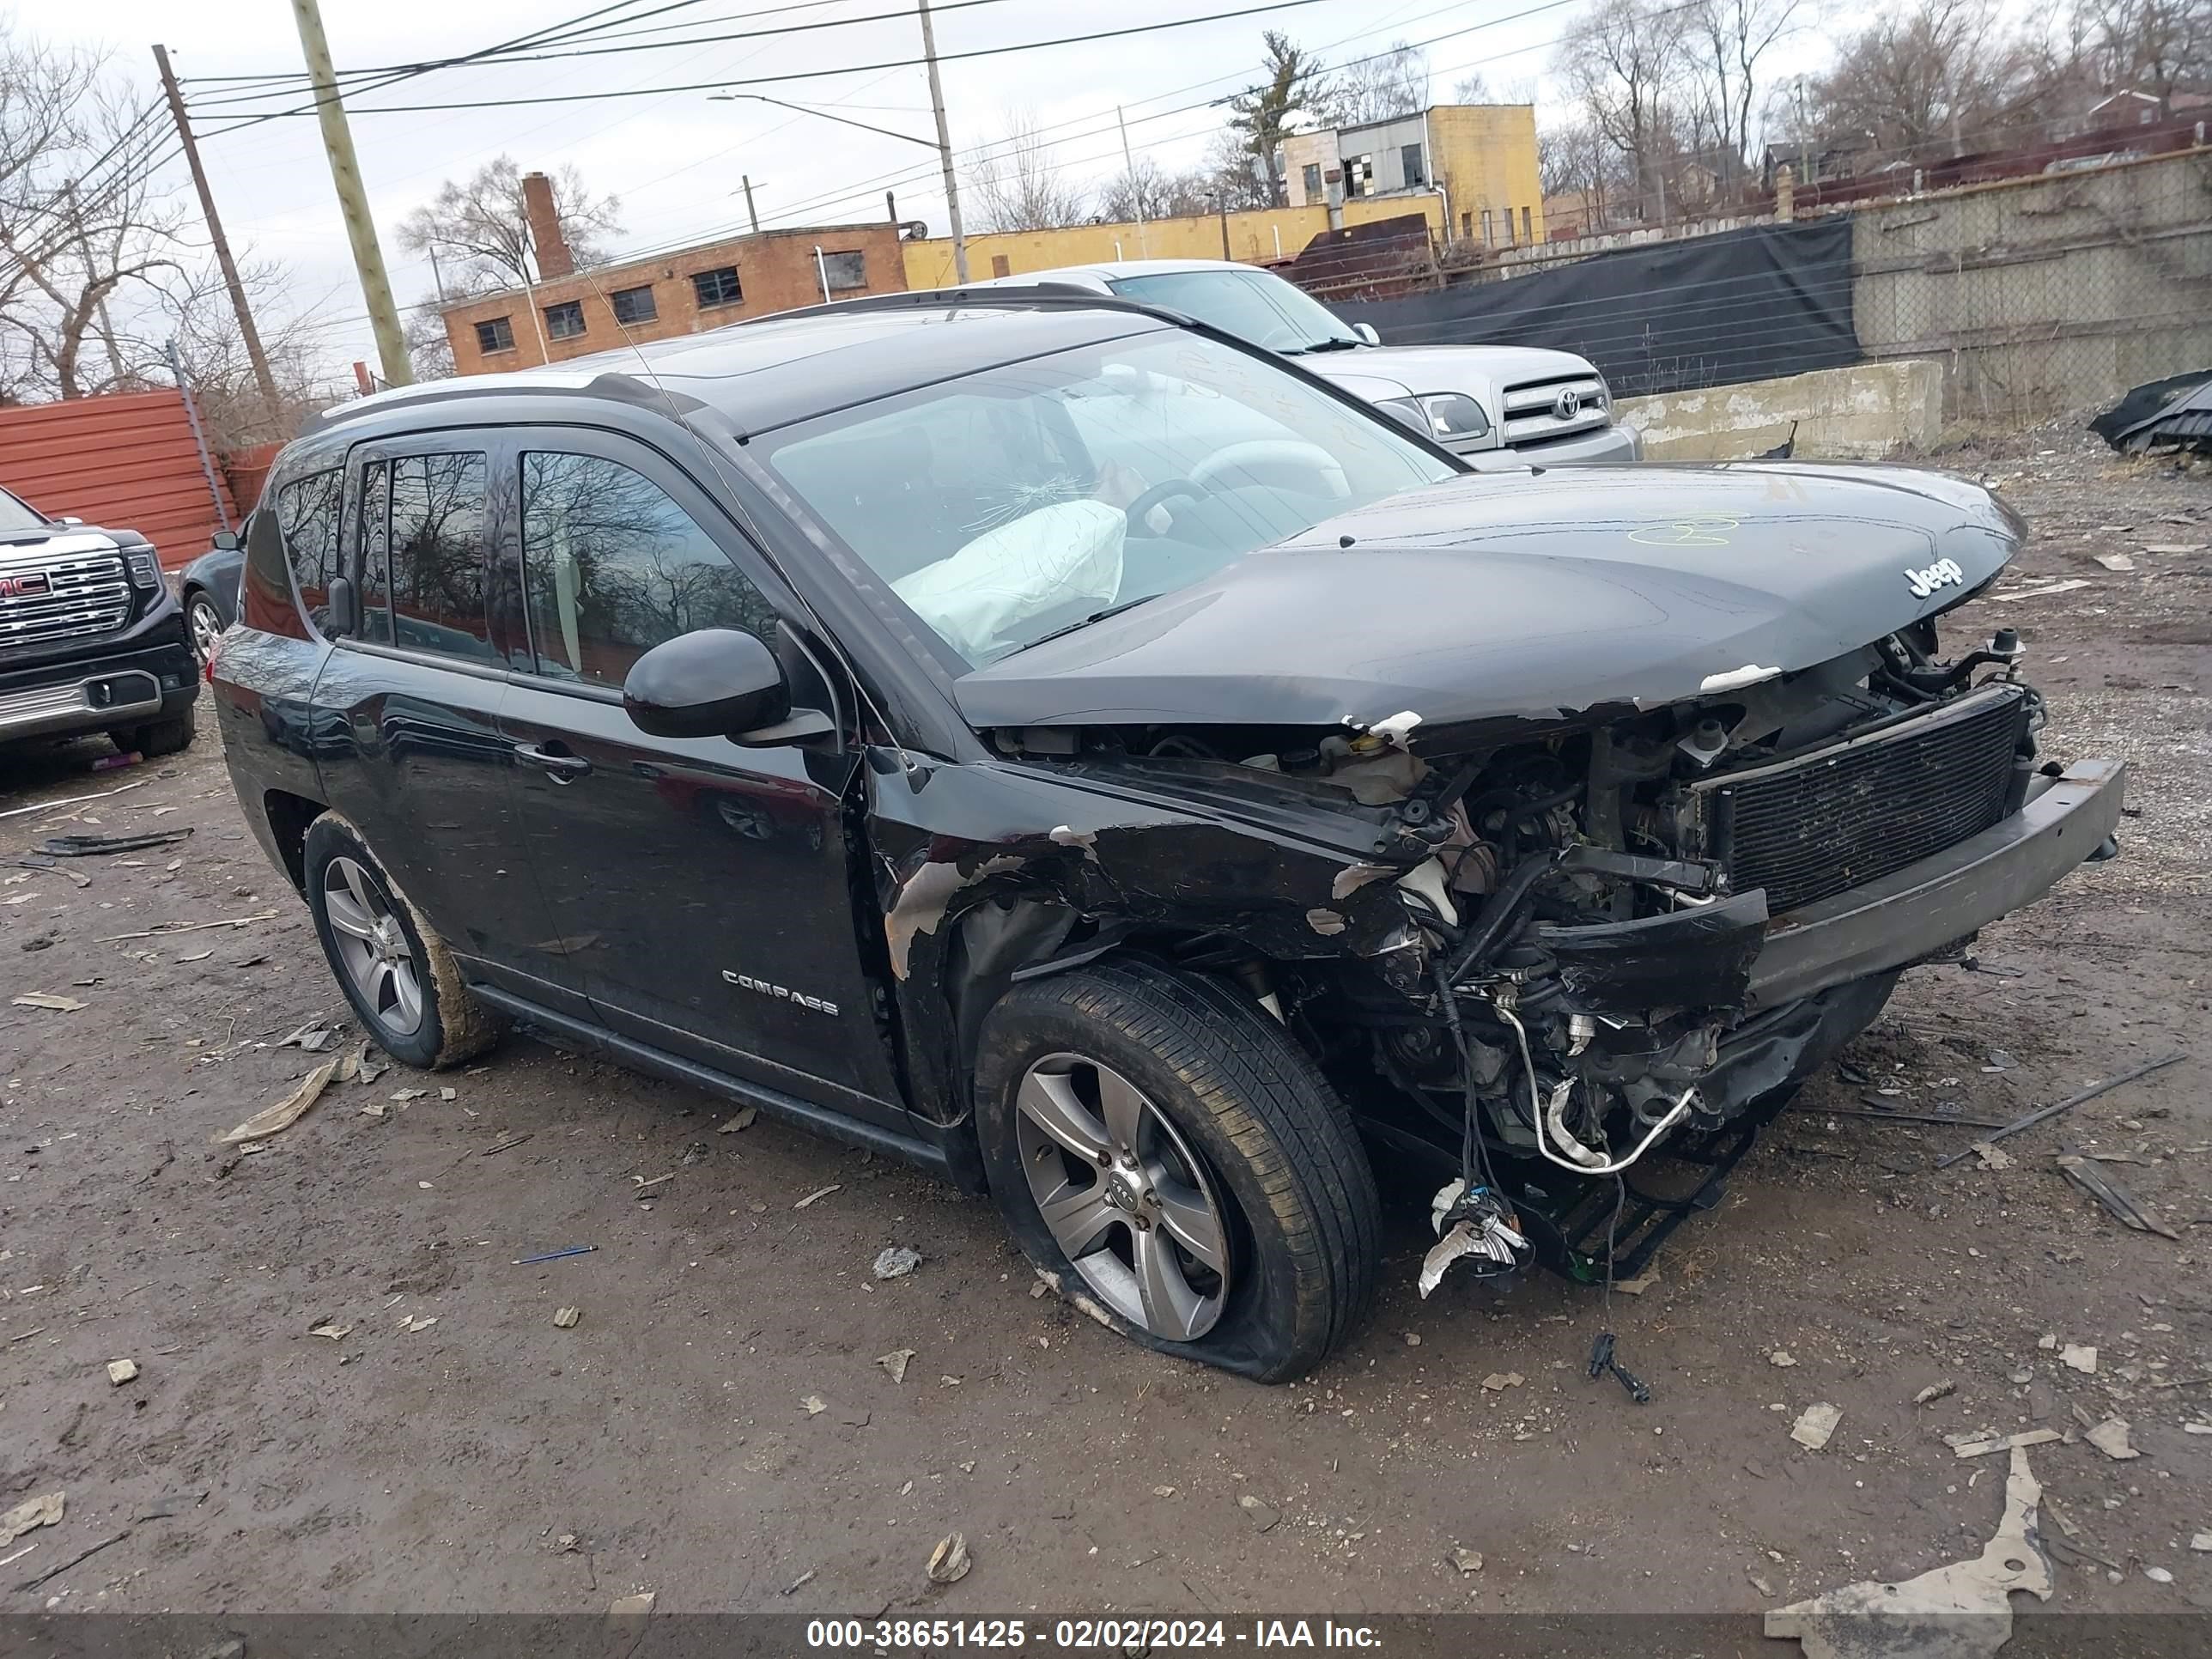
top-left (1, 428), bottom-right (2207, 1621)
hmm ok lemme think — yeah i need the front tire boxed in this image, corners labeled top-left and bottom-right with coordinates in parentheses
top-left (975, 959), bottom-right (1379, 1382)
top-left (109, 706), bottom-right (195, 757)
top-left (302, 815), bottom-right (503, 1068)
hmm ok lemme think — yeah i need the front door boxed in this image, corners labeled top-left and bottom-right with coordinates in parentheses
top-left (492, 431), bottom-right (909, 1133)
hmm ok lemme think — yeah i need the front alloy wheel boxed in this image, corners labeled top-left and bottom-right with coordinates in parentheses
top-left (1015, 1054), bottom-right (1231, 1341)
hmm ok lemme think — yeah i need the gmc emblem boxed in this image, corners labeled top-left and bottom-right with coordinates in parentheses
top-left (0, 571), bottom-right (52, 598)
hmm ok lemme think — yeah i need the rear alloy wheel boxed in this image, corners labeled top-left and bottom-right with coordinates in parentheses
top-left (976, 959), bottom-right (1379, 1382)
top-left (302, 815), bottom-right (503, 1069)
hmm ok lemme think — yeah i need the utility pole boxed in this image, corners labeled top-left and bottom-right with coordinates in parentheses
top-left (153, 45), bottom-right (281, 412)
top-left (916, 0), bottom-right (969, 283)
top-left (741, 174), bottom-right (761, 234)
top-left (286, 0), bottom-right (411, 386)
top-left (1118, 106), bottom-right (1148, 258)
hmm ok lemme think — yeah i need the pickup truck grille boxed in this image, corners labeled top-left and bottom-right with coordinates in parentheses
top-left (1700, 684), bottom-right (2028, 915)
top-left (1499, 373), bottom-right (1608, 449)
top-left (0, 550), bottom-right (131, 647)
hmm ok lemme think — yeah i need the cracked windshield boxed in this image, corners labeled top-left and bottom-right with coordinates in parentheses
top-left (757, 328), bottom-right (1454, 665)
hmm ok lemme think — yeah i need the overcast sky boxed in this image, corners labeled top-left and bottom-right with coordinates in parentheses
top-left (15, 0), bottom-right (1724, 377)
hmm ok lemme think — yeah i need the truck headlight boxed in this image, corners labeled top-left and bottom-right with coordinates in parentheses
top-left (1412, 392), bottom-right (1490, 441)
top-left (125, 550), bottom-right (161, 590)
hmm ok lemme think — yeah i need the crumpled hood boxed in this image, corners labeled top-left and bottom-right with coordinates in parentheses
top-left (952, 462), bottom-right (2023, 732)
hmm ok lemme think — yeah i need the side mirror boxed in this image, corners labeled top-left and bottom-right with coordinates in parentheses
top-left (624, 628), bottom-right (797, 742)
top-left (212, 530), bottom-right (240, 552)
top-left (1352, 323), bottom-right (1381, 346)
top-left (325, 574), bottom-right (361, 638)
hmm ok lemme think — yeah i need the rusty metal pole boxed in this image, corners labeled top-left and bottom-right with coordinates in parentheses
top-left (153, 46), bottom-right (282, 416)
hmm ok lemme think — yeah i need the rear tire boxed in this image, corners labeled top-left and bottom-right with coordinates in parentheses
top-left (302, 814), bottom-right (504, 1069)
top-left (975, 958), bottom-right (1379, 1382)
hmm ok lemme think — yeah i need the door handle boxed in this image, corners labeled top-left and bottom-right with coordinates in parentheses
top-left (514, 741), bottom-right (592, 781)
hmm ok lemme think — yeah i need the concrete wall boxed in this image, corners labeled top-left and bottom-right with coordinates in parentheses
top-left (1850, 148), bottom-right (2212, 428)
top-left (1617, 359), bottom-right (1945, 460)
top-left (441, 223), bottom-right (908, 374)
top-left (897, 197), bottom-right (1445, 289)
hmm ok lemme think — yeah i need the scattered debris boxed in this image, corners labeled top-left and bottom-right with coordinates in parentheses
top-left (398, 1315), bottom-right (437, 1334)
top-left (876, 1349), bottom-right (915, 1383)
top-left (2082, 1417), bottom-right (2139, 1461)
top-left (782, 1569), bottom-right (817, 1595)
top-left (793, 1184), bottom-right (841, 1209)
top-left (2057, 1154), bottom-right (2180, 1240)
top-left (390, 1088), bottom-right (429, 1103)
top-left (307, 1323), bottom-right (351, 1340)
top-left (105, 1358), bottom-right (138, 1387)
top-left (2144, 1565), bottom-right (2174, 1584)
top-left (1933, 1051), bottom-right (2185, 1169)
top-left (872, 1246), bottom-right (922, 1280)
top-left (1952, 1429), bottom-right (2062, 1459)
top-left (1588, 1333), bottom-right (1651, 1403)
top-left (439, 1087), bottom-right (456, 1103)
top-left (1771, 1350), bottom-right (1800, 1368)
top-left (514, 1246), bottom-right (595, 1266)
top-left (1481, 1370), bottom-right (1524, 1392)
top-left (1790, 1403), bottom-right (1842, 1450)
top-left (1237, 1495), bottom-right (1280, 1533)
top-left (1969, 1141), bottom-right (2015, 1171)
top-left (2094, 552), bottom-right (2135, 572)
top-left (36, 827), bottom-right (191, 857)
top-left (0, 779), bottom-right (143, 820)
top-left (0, 1492), bottom-right (64, 1548)
top-left (12, 993), bottom-right (87, 1012)
top-left (927, 1534), bottom-right (972, 1583)
top-left (217, 1051), bottom-right (352, 1146)
top-left (15, 1528), bottom-right (130, 1593)
top-left (1449, 1547), bottom-right (1484, 1574)
top-left (96, 910), bottom-right (278, 943)
top-left (2061, 1345), bottom-right (2098, 1375)
top-left (480, 1133), bottom-right (531, 1158)
top-left (1612, 1262), bottom-right (1660, 1296)
top-left (553, 1307), bottom-right (581, 1328)
top-left (2191, 1534), bottom-right (2212, 1553)
top-left (2090, 368), bottom-right (2212, 456)
top-left (607, 1591), bottom-right (655, 1619)
top-left (1915, 1380), bottom-right (1958, 1407)
top-left (1152, 1486), bottom-right (1176, 1498)
top-left (801, 1395), bottom-right (828, 1415)
top-left (718, 1107), bottom-right (757, 1133)
top-left (1991, 578), bottom-right (2091, 603)
top-left (1765, 1448), bottom-right (2052, 1659)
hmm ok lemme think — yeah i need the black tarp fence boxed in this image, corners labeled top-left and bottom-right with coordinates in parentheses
top-left (1330, 218), bottom-right (1861, 398)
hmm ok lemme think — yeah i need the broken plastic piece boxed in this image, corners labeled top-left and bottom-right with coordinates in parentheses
top-left (1416, 1181), bottom-right (1528, 1297)
top-left (1588, 1332), bottom-right (1651, 1403)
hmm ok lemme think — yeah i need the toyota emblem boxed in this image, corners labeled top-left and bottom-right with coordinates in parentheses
top-left (1553, 388), bottom-right (1582, 421)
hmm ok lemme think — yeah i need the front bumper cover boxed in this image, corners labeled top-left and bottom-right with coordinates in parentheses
top-left (1747, 757), bottom-right (2126, 1008)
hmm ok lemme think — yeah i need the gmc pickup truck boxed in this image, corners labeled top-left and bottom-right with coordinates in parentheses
top-left (0, 484), bottom-right (199, 759)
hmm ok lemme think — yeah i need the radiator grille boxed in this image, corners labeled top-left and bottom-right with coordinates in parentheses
top-left (0, 550), bottom-right (131, 647)
top-left (1705, 685), bottom-right (2027, 915)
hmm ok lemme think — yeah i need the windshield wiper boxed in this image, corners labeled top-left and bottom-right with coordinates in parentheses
top-left (1292, 337), bottom-right (1364, 353)
top-left (1006, 594), bottom-right (1157, 655)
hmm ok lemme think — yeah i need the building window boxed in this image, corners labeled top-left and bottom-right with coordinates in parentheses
top-left (1301, 162), bottom-right (1322, 201)
top-left (1480, 209), bottom-right (1493, 246)
top-left (1502, 207), bottom-right (1516, 246)
top-left (1522, 205), bottom-right (1534, 243)
top-left (691, 266), bottom-right (743, 307)
top-left (475, 317), bottom-right (515, 355)
top-left (819, 250), bottom-right (867, 291)
top-left (990, 254), bottom-right (1012, 277)
top-left (1345, 155), bottom-right (1373, 198)
top-left (1460, 211), bottom-right (1473, 237)
top-left (544, 300), bottom-right (586, 341)
top-left (610, 284), bottom-right (658, 325)
top-left (1401, 143), bottom-right (1426, 187)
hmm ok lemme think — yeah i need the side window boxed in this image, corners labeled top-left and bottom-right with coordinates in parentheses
top-left (520, 451), bottom-right (776, 688)
top-left (360, 452), bottom-right (493, 659)
top-left (274, 467), bottom-right (343, 624)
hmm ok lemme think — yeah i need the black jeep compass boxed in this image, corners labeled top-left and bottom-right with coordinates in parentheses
top-left (212, 291), bottom-right (2124, 1381)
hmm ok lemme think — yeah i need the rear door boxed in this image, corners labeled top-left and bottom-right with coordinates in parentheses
top-left (493, 428), bottom-right (911, 1132)
top-left (311, 432), bottom-right (585, 1015)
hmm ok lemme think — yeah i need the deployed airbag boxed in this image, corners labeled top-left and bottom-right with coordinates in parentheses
top-left (893, 498), bottom-right (1126, 661)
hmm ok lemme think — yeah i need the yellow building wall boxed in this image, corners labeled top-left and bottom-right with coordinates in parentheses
top-left (900, 196), bottom-right (1445, 289)
top-left (1426, 106), bottom-right (1545, 246)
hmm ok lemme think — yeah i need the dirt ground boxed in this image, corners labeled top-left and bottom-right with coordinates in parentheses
top-left (3, 427), bottom-right (2208, 1624)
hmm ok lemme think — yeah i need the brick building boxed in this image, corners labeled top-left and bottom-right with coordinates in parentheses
top-left (440, 171), bottom-right (909, 375)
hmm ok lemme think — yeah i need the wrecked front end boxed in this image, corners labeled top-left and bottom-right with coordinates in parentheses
top-left (866, 471), bottom-right (2128, 1290)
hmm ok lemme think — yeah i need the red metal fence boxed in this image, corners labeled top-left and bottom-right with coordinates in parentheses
top-left (0, 390), bottom-right (235, 570)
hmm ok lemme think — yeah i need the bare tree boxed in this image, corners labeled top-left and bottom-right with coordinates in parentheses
top-left (403, 301), bottom-right (454, 382)
top-left (1200, 129), bottom-right (1279, 211)
top-left (1803, 0), bottom-right (2045, 158)
top-left (1097, 156), bottom-right (1215, 222)
top-left (2072, 0), bottom-right (2212, 110)
top-left (1539, 118), bottom-right (1628, 234)
top-left (1558, 0), bottom-right (1689, 221)
top-left (1452, 70), bottom-right (1494, 103)
top-left (398, 156), bottom-right (621, 294)
top-left (1320, 42), bottom-right (1431, 125)
top-left (0, 30), bottom-right (186, 402)
top-left (1680, 0), bottom-right (1810, 196)
top-left (134, 257), bottom-right (335, 447)
top-left (963, 112), bottom-right (1088, 232)
top-left (1227, 31), bottom-right (1329, 204)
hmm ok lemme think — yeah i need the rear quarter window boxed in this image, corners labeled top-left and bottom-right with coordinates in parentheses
top-left (241, 462), bottom-right (344, 639)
